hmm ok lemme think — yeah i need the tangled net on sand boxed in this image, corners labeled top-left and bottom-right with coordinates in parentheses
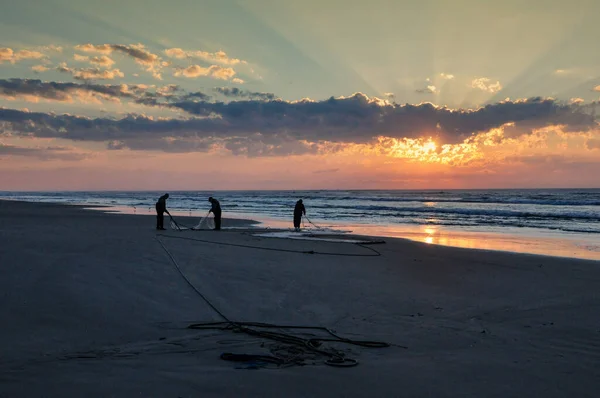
top-left (169, 214), bottom-right (215, 230)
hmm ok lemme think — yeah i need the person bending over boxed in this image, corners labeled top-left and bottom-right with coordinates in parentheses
top-left (208, 196), bottom-right (222, 230)
top-left (155, 193), bottom-right (170, 230)
top-left (293, 199), bottom-right (306, 231)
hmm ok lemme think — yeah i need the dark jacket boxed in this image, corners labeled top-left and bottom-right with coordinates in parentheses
top-left (294, 201), bottom-right (306, 218)
top-left (210, 199), bottom-right (221, 214)
top-left (156, 194), bottom-right (168, 212)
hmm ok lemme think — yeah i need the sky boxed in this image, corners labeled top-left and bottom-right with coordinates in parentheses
top-left (1, 0), bottom-right (599, 190)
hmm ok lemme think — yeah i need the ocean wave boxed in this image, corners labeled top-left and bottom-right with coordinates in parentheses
top-left (296, 204), bottom-right (600, 221)
top-left (3, 190), bottom-right (600, 236)
top-left (215, 195), bottom-right (600, 207)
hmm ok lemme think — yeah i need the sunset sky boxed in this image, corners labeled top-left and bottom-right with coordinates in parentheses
top-left (1, 0), bottom-right (599, 190)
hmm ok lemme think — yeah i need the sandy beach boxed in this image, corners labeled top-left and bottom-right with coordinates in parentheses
top-left (1, 200), bottom-right (599, 397)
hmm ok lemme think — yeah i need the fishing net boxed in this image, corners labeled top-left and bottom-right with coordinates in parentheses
top-left (170, 213), bottom-right (215, 230)
top-left (195, 215), bottom-right (215, 230)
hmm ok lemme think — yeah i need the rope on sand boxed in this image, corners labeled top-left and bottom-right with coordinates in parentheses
top-left (156, 233), bottom-right (383, 257)
top-left (154, 235), bottom-right (393, 369)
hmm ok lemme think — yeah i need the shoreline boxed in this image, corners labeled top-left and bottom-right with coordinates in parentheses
top-left (5, 198), bottom-right (597, 261)
top-left (2, 198), bottom-right (598, 262)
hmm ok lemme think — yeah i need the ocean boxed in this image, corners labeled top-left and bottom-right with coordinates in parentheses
top-left (2, 189), bottom-right (600, 260)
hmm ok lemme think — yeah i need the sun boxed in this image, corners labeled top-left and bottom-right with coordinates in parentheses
top-left (422, 139), bottom-right (437, 153)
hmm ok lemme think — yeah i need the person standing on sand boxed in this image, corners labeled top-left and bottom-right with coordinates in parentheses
top-left (208, 197), bottom-right (222, 230)
top-left (155, 193), bottom-right (170, 230)
top-left (293, 199), bottom-right (306, 231)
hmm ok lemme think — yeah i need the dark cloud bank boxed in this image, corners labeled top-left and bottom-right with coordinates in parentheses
top-left (1, 79), bottom-right (598, 156)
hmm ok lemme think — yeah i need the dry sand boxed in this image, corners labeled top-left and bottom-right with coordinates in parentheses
top-left (1, 200), bottom-right (599, 397)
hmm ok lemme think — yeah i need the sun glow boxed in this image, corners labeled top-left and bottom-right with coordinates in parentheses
top-left (376, 136), bottom-right (482, 165)
top-left (385, 137), bottom-right (437, 160)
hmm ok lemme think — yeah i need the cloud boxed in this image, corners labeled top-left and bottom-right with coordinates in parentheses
top-left (1, 94), bottom-right (596, 157)
top-left (164, 48), bottom-right (246, 65)
top-left (213, 87), bottom-right (275, 100)
top-left (75, 43), bottom-right (162, 79)
top-left (440, 73), bottom-right (455, 80)
top-left (0, 78), bottom-right (138, 104)
top-left (232, 78), bottom-right (244, 84)
top-left (74, 54), bottom-right (115, 67)
top-left (0, 48), bottom-right (45, 63)
top-left (57, 63), bottom-right (124, 80)
top-left (471, 78), bottom-right (503, 93)
top-left (0, 78), bottom-right (194, 106)
top-left (223, 134), bottom-right (319, 157)
top-left (174, 65), bottom-right (236, 80)
top-left (593, 85), bottom-right (600, 92)
top-left (111, 44), bottom-right (158, 65)
top-left (0, 144), bottom-right (88, 161)
top-left (74, 54), bottom-right (89, 62)
top-left (416, 85), bottom-right (438, 94)
top-left (570, 98), bottom-right (585, 104)
top-left (175, 92), bottom-right (211, 102)
top-left (586, 139), bottom-right (600, 150)
top-left (553, 68), bottom-right (581, 76)
top-left (74, 44), bottom-right (113, 54)
top-left (383, 93), bottom-right (395, 102)
top-left (163, 48), bottom-right (187, 59)
top-left (31, 65), bottom-right (49, 73)
top-left (89, 56), bottom-right (115, 67)
top-left (40, 45), bottom-right (63, 53)
top-left (107, 136), bottom-right (217, 153)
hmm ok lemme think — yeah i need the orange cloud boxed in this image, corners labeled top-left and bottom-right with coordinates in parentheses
top-left (174, 64), bottom-right (236, 80)
top-left (90, 55), bottom-right (115, 67)
top-left (74, 54), bottom-right (89, 62)
top-left (74, 54), bottom-right (115, 67)
top-left (0, 48), bottom-right (45, 63)
top-left (74, 44), bottom-right (113, 54)
top-left (57, 63), bottom-right (124, 80)
top-left (31, 65), bottom-right (49, 73)
top-left (75, 43), bottom-right (162, 79)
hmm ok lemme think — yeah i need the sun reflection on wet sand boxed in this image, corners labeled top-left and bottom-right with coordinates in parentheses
top-left (347, 224), bottom-right (600, 261)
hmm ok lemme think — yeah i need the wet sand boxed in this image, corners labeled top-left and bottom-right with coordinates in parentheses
top-left (1, 200), bottom-right (599, 397)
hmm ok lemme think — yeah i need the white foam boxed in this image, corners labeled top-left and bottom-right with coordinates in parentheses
top-left (252, 229), bottom-right (380, 244)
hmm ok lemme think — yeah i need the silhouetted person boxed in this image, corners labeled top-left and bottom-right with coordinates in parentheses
top-left (155, 193), bottom-right (170, 230)
top-left (208, 197), bottom-right (221, 230)
top-left (294, 199), bottom-right (306, 231)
